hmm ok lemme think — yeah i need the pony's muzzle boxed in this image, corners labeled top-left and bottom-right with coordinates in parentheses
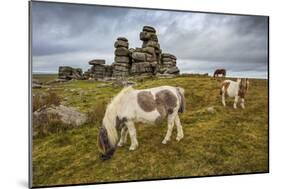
top-left (99, 148), bottom-right (115, 161)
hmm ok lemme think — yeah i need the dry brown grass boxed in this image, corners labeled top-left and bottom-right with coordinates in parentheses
top-left (33, 92), bottom-right (61, 112)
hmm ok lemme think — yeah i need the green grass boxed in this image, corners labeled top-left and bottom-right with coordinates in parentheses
top-left (32, 75), bottom-right (268, 187)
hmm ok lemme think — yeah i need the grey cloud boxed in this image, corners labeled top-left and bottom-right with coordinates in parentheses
top-left (31, 2), bottom-right (268, 78)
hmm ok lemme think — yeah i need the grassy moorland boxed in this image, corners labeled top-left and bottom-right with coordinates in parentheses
top-left (32, 74), bottom-right (268, 187)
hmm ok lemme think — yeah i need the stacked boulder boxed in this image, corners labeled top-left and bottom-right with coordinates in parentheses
top-left (61, 25), bottom-right (181, 80)
top-left (112, 37), bottom-right (130, 77)
top-left (160, 53), bottom-right (180, 75)
top-left (58, 66), bottom-right (83, 80)
top-left (88, 59), bottom-right (106, 79)
top-left (130, 26), bottom-right (161, 76)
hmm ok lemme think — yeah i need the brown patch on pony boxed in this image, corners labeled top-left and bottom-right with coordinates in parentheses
top-left (238, 79), bottom-right (249, 98)
top-left (221, 81), bottom-right (230, 95)
top-left (137, 91), bottom-right (156, 112)
top-left (137, 89), bottom-right (178, 120)
top-left (176, 88), bottom-right (185, 113)
top-left (155, 90), bottom-right (177, 115)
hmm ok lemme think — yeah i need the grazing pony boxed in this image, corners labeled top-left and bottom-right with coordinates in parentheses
top-left (213, 69), bottom-right (226, 77)
top-left (97, 86), bottom-right (185, 160)
top-left (220, 78), bottom-right (250, 109)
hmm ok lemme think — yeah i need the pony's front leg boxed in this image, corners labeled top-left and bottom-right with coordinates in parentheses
top-left (240, 98), bottom-right (245, 109)
top-left (233, 96), bottom-right (239, 109)
top-left (117, 126), bottom-right (128, 147)
top-left (162, 113), bottom-right (176, 144)
top-left (222, 92), bottom-right (226, 107)
top-left (126, 121), bottom-right (139, 151)
top-left (174, 114), bottom-right (184, 141)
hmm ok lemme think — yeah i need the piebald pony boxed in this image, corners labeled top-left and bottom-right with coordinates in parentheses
top-left (220, 78), bottom-right (250, 109)
top-left (97, 86), bottom-right (185, 160)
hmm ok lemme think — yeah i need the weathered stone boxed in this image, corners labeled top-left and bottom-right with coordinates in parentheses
top-left (142, 47), bottom-right (155, 55)
top-left (33, 105), bottom-right (87, 127)
top-left (58, 66), bottom-right (83, 80)
top-left (146, 41), bottom-right (160, 49)
top-left (32, 83), bottom-right (42, 89)
top-left (112, 71), bottom-right (129, 77)
top-left (132, 52), bottom-right (147, 62)
top-left (131, 62), bottom-right (153, 74)
top-left (84, 25), bottom-right (180, 79)
top-left (89, 59), bottom-right (106, 65)
top-left (165, 66), bottom-right (180, 74)
top-left (113, 63), bottom-right (129, 72)
top-left (115, 47), bottom-right (130, 56)
top-left (117, 37), bottom-right (128, 42)
top-left (143, 26), bottom-right (156, 33)
top-left (162, 61), bottom-right (176, 66)
top-left (161, 53), bottom-right (177, 60)
top-left (114, 40), bottom-right (129, 48)
top-left (162, 57), bottom-right (177, 62)
top-left (140, 31), bottom-right (157, 41)
top-left (146, 53), bottom-right (157, 62)
top-left (114, 56), bottom-right (130, 63)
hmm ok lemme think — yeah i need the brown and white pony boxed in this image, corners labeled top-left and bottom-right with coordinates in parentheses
top-left (97, 86), bottom-right (185, 160)
top-left (220, 78), bottom-right (250, 109)
top-left (214, 69), bottom-right (226, 77)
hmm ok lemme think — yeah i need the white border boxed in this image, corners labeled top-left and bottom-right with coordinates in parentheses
top-left (1, 0), bottom-right (280, 189)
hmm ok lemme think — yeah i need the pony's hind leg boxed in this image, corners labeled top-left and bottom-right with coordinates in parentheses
top-left (117, 126), bottom-right (128, 147)
top-left (162, 113), bottom-right (176, 144)
top-left (126, 121), bottom-right (139, 150)
top-left (240, 98), bottom-right (245, 109)
top-left (174, 114), bottom-right (184, 141)
top-left (221, 91), bottom-right (226, 107)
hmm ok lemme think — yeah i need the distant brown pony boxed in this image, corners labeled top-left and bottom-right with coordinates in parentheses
top-left (213, 69), bottom-right (226, 77)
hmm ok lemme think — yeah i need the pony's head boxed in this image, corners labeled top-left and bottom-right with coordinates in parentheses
top-left (97, 126), bottom-right (116, 160)
top-left (97, 86), bottom-right (133, 160)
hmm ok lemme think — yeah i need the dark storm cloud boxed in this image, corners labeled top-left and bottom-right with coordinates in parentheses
top-left (32, 2), bottom-right (268, 78)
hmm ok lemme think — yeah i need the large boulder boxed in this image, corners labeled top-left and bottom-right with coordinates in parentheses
top-left (117, 37), bottom-right (128, 42)
top-left (114, 56), bottom-right (130, 63)
top-left (131, 62), bottom-right (153, 74)
top-left (89, 59), bottom-right (105, 65)
top-left (33, 105), bottom-right (87, 127)
top-left (132, 52), bottom-right (147, 62)
top-left (115, 47), bottom-right (130, 56)
top-left (143, 26), bottom-right (156, 33)
top-left (58, 66), bottom-right (83, 80)
top-left (165, 66), bottom-right (180, 74)
top-left (161, 53), bottom-right (177, 60)
top-left (114, 40), bottom-right (129, 48)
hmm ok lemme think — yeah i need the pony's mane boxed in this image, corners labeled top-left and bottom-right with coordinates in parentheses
top-left (103, 86), bottom-right (134, 146)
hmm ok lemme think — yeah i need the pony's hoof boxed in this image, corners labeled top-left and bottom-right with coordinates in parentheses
top-left (162, 139), bottom-right (168, 144)
top-left (176, 136), bottom-right (183, 141)
top-left (129, 146), bottom-right (136, 151)
top-left (117, 142), bottom-right (123, 147)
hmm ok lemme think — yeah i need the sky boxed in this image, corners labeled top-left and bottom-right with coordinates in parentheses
top-left (31, 1), bottom-right (268, 78)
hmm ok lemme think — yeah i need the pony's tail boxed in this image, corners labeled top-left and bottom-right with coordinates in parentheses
top-left (176, 87), bottom-right (186, 113)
